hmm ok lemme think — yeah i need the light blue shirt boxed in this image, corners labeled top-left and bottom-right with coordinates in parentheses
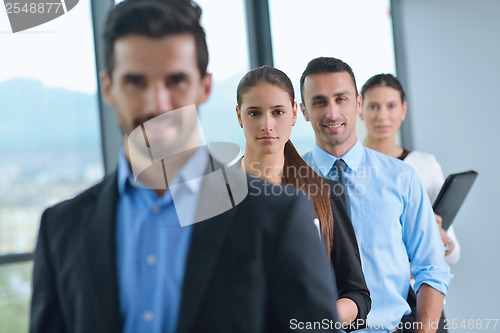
top-left (116, 147), bottom-right (208, 333)
top-left (303, 140), bottom-right (452, 332)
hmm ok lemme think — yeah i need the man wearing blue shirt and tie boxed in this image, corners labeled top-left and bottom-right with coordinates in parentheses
top-left (300, 57), bottom-right (451, 333)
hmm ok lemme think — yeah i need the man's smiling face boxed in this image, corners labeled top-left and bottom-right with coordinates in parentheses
top-left (301, 71), bottom-right (362, 157)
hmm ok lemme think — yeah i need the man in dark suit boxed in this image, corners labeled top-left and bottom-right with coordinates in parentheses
top-left (29, 1), bottom-right (340, 332)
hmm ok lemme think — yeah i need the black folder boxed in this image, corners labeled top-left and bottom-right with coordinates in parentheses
top-left (432, 170), bottom-right (478, 230)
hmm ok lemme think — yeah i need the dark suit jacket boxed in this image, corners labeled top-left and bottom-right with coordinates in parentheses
top-left (30, 169), bottom-right (340, 333)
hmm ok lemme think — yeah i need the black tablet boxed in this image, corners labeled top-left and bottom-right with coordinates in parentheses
top-left (433, 170), bottom-right (478, 230)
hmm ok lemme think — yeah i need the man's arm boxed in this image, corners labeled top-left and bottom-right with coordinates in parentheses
top-left (402, 171), bottom-right (451, 332)
top-left (416, 284), bottom-right (445, 333)
top-left (30, 209), bottom-right (65, 333)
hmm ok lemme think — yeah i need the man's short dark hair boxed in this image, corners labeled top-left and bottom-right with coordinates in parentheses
top-left (300, 57), bottom-right (358, 103)
top-left (103, 0), bottom-right (209, 77)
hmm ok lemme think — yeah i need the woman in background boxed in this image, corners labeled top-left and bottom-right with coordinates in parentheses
top-left (236, 66), bottom-right (370, 330)
top-left (360, 73), bottom-right (460, 332)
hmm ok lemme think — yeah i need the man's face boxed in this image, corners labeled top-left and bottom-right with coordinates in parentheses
top-left (101, 33), bottom-right (212, 157)
top-left (300, 72), bottom-right (361, 157)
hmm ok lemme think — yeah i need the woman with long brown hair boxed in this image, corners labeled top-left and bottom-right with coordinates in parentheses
top-left (235, 66), bottom-right (370, 329)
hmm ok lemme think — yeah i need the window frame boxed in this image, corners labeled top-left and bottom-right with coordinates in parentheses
top-left (0, 0), bottom-right (115, 266)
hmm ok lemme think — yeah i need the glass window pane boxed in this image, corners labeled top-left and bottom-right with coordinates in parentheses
top-left (0, 0), bottom-right (104, 255)
top-left (196, 0), bottom-right (250, 151)
top-left (0, 261), bottom-right (33, 333)
top-left (269, 0), bottom-right (396, 153)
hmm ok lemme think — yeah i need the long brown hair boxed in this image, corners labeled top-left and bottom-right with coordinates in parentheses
top-left (282, 140), bottom-right (334, 254)
top-left (237, 66), bottom-right (334, 254)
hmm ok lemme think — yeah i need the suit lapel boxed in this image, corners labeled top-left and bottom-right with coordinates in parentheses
top-left (176, 209), bottom-right (236, 333)
top-left (82, 172), bottom-right (122, 333)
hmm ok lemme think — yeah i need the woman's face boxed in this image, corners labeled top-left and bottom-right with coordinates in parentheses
top-left (236, 83), bottom-right (297, 155)
top-left (361, 86), bottom-right (408, 142)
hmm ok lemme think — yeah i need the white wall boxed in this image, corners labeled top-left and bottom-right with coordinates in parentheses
top-left (394, 0), bottom-right (500, 330)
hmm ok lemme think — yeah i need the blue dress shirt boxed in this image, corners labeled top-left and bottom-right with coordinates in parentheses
top-left (303, 140), bottom-right (452, 332)
top-left (116, 148), bottom-right (208, 333)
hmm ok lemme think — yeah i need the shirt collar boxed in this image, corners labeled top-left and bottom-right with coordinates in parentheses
top-left (117, 146), bottom-right (209, 195)
top-left (117, 150), bottom-right (133, 196)
top-left (311, 139), bottom-right (364, 176)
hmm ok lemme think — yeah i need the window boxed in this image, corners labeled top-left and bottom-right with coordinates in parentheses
top-left (196, 0), bottom-right (250, 152)
top-left (0, 1), bottom-right (103, 330)
top-left (0, 262), bottom-right (32, 333)
top-left (269, 0), bottom-right (396, 153)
